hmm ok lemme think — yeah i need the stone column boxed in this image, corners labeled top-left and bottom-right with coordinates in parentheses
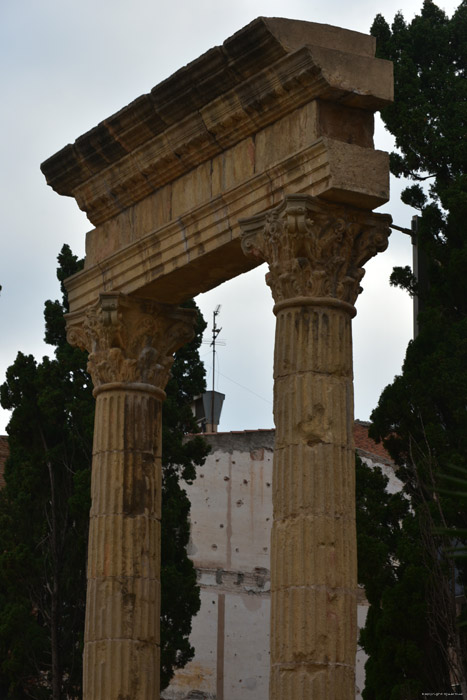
top-left (66, 293), bottom-right (196, 700)
top-left (240, 195), bottom-right (390, 700)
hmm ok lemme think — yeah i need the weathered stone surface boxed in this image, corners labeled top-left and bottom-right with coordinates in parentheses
top-left (67, 293), bottom-right (196, 389)
top-left (240, 195), bottom-right (390, 307)
top-left (83, 639), bottom-right (159, 699)
top-left (67, 296), bottom-right (196, 700)
top-left (270, 305), bottom-right (357, 698)
top-left (240, 196), bottom-right (390, 700)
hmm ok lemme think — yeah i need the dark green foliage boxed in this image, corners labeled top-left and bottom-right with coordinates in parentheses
top-left (356, 458), bottom-right (456, 698)
top-left (436, 463), bottom-right (467, 630)
top-left (389, 265), bottom-right (418, 297)
top-left (372, 1), bottom-right (467, 196)
top-left (356, 2), bottom-right (467, 695)
top-left (356, 456), bottom-right (409, 607)
top-left (160, 299), bottom-right (209, 690)
top-left (0, 247), bottom-right (209, 697)
top-left (0, 246), bottom-right (92, 699)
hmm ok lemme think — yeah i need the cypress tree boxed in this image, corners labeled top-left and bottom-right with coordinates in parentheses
top-left (0, 245), bottom-right (208, 697)
top-left (356, 2), bottom-right (467, 696)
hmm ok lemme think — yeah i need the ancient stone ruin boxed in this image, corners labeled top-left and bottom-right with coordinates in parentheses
top-left (41, 17), bottom-right (393, 700)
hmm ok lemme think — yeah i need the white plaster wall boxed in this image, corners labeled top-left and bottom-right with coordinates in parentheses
top-left (165, 432), bottom-right (273, 700)
top-left (360, 455), bottom-right (404, 494)
top-left (187, 440), bottom-right (273, 572)
top-left (356, 602), bottom-right (369, 700)
top-left (163, 588), bottom-right (218, 699)
top-left (223, 592), bottom-right (270, 699)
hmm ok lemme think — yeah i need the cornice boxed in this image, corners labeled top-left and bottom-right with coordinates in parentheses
top-left (41, 18), bottom-right (392, 227)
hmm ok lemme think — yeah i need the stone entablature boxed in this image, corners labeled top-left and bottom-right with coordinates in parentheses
top-left (41, 18), bottom-right (392, 315)
top-left (41, 18), bottom-right (391, 225)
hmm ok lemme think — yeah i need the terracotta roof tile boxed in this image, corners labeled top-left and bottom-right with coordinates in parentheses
top-left (354, 420), bottom-right (392, 462)
top-left (203, 424), bottom-right (393, 464)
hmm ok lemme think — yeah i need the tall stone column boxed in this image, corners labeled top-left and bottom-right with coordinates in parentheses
top-left (240, 195), bottom-right (390, 700)
top-left (66, 293), bottom-right (196, 700)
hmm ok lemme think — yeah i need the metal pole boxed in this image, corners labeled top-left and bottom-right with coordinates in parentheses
top-left (211, 305), bottom-right (221, 430)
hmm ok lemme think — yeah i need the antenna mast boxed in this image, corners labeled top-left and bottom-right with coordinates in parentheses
top-left (210, 305), bottom-right (221, 430)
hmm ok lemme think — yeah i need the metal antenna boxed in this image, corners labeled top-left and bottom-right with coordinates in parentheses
top-left (211, 305), bottom-right (222, 392)
top-left (210, 306), bottom-right (222, 428)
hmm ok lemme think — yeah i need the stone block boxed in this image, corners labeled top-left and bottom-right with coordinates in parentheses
top-left (273, 374), bottom-right (354, 449)
top-left (255, 102), bottom-right (319, 172)
top-left (171, 160), bottom-right (212, 219)
top-left (87, 514), bottom-right (161, 579)
top-left (272, 444), bottom-right (355, 519)
top-left (269, 586), bottom-right (356, 664)
top-left (85, 577), bottom-right (160, 643)
top-left (317, 100), bottom-right (374, 148)
top-left (261, 17), bottom-right (376, 58)
top-left (269, 664), bottom-right (356, 700)
top-left (42, 18), bottom-right (392, 229)
top-left (211, 137), bottom-right (256, 197)
top-left (271, 514), bottom-right (357, 590)
top-left (132, 185), bottom-right (173, 244)
top-left (83, 639), bottom-right (160, 699)
top-left (321, 138), bottom-right (390, 207)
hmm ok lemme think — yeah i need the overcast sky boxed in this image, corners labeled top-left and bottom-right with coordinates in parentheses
top-left (0, 0), bottom-right (459, 433)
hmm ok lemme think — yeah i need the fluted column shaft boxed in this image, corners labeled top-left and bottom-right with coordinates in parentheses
top-left (271, 302), bottom-right (356, 697)
top-left (240, 195), bottom-right (391, 700)
top-left (66, 294), bottom-right (196, 700)
top-left (84, 383), bottom-right (163, 698)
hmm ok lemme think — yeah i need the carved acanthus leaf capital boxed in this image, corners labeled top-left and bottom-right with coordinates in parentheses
top-left (66, 294), bottom-right (196, 390)
top-left (240, 195), bottom-right (391, 307)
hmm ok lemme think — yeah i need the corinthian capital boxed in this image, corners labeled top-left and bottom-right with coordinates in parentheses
top-left (240, 195), bottom-right (391, 308)
top-left (66, 294), bottom-right (196, 391)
